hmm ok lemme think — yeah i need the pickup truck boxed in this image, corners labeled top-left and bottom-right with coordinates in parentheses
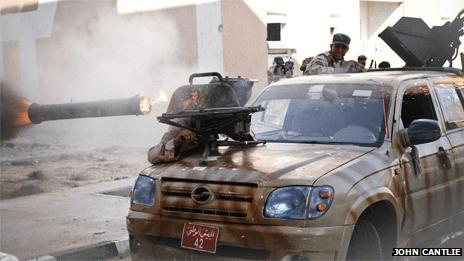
top-left (127, 68), bottom-right (464, 260)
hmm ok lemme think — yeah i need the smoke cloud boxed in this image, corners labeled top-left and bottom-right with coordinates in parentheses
top-left (3, 0), bottom-right (200, 151)
top-left (38, 1), bottom-right (195, 103)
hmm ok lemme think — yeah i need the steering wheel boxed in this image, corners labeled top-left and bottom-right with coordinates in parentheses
top-left (333, 124), bottom-right (377, 142)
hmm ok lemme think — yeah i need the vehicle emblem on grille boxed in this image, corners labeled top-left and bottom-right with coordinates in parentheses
top-left (191, 185), bottom-right (214, 204)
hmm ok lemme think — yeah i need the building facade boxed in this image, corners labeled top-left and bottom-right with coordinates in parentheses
top-left (1, 0), bottom-right (463, 103)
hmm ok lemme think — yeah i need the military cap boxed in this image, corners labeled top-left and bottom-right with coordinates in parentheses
top-left (332, 33), bottom-right (351, 48)
top-left (358, 55), bottom-right (367, 61)
top-left (274, 56), bottom-right (284, 64)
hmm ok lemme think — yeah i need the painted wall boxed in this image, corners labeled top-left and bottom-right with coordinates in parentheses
top-left (360, 1), bottom-right (405, 67)
top-left (1, 0), bottom-right (57, 100)
top-left (251, 0), bottom-right (464, 71)
top-left (1, 0), bottom-right (270, 102)
top-left (196, 0), bottom-right (224, 73)
top-left (221, 0), bottom-right (268, 97)
top-left (1, 0), bottom-right (201, 103)
top-left (2, 0), bottom-right (464, 103)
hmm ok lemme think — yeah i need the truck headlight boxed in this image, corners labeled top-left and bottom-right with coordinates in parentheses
top-left (264, 186), bottom-right (311, 219)
top-left (263, 186), bottom-right (334, 220)
top-left (131, 175), bottom-right (156, 206)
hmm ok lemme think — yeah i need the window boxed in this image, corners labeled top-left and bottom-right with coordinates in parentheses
top-left (435, 85), bottom-right (464, 129)
top-left (458, 86), bottom-right (464, 101)
top-left (253, 99), bottom-right (290, 133)
top-left (401, 85), bottom-right (437, 128)
top-left (267, 23), bottom-right (282, 41)
top-left (251, 83), bottom-right (389, 146)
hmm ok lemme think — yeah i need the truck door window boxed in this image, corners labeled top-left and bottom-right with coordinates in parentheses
top-left (401, 85), bottom-right (437, 128)
top-left (456, 85), bottom-right (464, 104)
top-left (435, 85), bottom-right (464, 130)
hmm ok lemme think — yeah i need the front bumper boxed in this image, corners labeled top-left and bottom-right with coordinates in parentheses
top-left (127, 211), bottom-right (354, 260)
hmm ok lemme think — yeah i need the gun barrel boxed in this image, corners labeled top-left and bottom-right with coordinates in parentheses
top-left (28, 95), bottom-right (152, 124)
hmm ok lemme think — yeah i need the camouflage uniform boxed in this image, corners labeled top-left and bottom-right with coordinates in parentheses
top-left (267, 64), bottom-right (286, 84)
top-left (301, 57), bottom-right (313, 75)
top-left (305, 51), bottom-right (356, 75)
top-left (267, 56), bottom-right (289, 84)
top-left (147, 89), bottom-right (204, 164)
top-left (147, 127), bottom-right (187, 164)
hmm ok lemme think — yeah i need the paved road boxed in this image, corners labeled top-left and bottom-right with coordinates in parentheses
top-left (0, 178), bottom-right (134, 260)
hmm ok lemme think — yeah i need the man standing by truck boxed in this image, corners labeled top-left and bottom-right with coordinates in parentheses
top-left (305, 33), bottom-right (365, 75)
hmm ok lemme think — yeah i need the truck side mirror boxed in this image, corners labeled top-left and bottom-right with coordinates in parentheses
top-left (398, 119), bottom-right (441, 147)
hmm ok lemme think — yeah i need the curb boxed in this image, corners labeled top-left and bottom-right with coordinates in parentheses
top-left (27, 238), bottom-right (129, 261)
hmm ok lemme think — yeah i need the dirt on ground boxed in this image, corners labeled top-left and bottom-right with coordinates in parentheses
top-left (0, 114), bottom-right (167, 200)
top-left (0, 143), bottom-right (148, 200)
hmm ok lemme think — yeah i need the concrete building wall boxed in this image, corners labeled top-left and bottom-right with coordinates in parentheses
top-left (196, 0), bottom-right (224, 73)
top-left (252, 0), bottom-right (464, 70)
top-left (1, 0), bottom-right (270, 103)
top-left (42, 0), bottom-right (200, 102)
top-left (257, 0), bottom-right (365, 73)
top-left (2, 0), bottom-right (202, 103)
top-left (221, 0), bottom-right (268, 95)
top-left (1, 0), bottom-right (57, 100)
top-left (2, 0), bottom-right (464, 104)
top-left (164, 5), bottom-right (198, 69)
top-left (360, 1), bottom-right (405, 67)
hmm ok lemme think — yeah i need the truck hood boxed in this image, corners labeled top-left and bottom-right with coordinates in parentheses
top-left (142, 143), bottom-right (375, 186)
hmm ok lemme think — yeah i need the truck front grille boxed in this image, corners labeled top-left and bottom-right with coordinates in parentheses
top-left (160, 177), bottom-right (257, 218)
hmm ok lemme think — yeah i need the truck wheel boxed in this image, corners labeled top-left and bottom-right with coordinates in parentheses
top-left (346, 219), bottom-right (383, 260)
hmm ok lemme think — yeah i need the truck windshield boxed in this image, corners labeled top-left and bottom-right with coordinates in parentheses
top-left (251, 83), bottom-right (390, 147)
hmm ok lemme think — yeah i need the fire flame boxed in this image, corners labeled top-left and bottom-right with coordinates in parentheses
top-left (138, 96), bottom-right (152, 115)
top-left (11, 99), bottom-right (33, 128)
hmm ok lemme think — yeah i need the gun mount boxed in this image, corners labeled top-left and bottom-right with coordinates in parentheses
top-left (158, 106), bottom-right (265, 166)
top-left (379, 8), bottom-right (464, 67)
top-left (155, 72), bottom-right (263, 166)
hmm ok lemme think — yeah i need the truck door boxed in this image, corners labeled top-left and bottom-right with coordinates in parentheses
top-left (394, 81), bottom-right (452, 244)
top-left (432, 81), bottom-right (464, 222)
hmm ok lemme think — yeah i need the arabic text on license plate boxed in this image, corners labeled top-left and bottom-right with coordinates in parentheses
top-left (181, 222), bottom-right (219, 254)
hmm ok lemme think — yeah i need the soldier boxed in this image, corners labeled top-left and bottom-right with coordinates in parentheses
top-left (284, 59), bottom-right (294, 78)
top-left (357, 55), bottom-right (367, 67)
top-left (267, 56), bottom-right (286, 84)
top-left (148, 76), bottom-right (252, 164)
top-left (378, 61), bottom-right (391, 68)
top-left (147, 89), bottom-right (203, 164)
top-left (305, 33), bottom-right (365, 75)
top-left (300, 56), bottom-right (313, 75)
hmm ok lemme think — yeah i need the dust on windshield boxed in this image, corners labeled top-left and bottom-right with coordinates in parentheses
top-left (251, 83), bottom-right (392, 147)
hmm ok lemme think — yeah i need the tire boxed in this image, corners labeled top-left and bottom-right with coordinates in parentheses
top-left (346, 219), bottom-right (383, 260)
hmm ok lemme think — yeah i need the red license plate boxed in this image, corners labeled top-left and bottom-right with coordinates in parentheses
top-left (181, 222), bottom-right (220, 254)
